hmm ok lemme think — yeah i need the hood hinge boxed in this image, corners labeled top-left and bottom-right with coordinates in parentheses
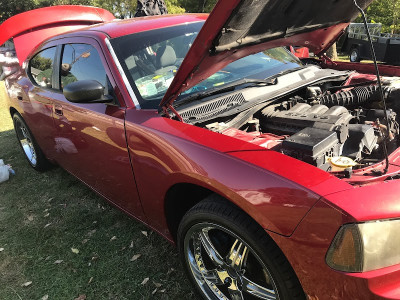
top-left (162, 104), bottom-right (184, 122)
top-left (319, 54), bottom-right (338, 67)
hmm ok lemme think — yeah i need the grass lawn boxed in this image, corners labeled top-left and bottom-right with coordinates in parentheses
top-left (0, 81), bottom-right (195, 299)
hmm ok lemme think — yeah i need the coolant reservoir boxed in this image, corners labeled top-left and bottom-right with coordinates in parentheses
top-left (329, 156), bottom-right (357, 172)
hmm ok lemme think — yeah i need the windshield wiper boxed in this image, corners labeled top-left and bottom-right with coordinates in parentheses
top-left (265, 66), bottom-right (305, 81)
top-left (175, 77), bottom-right (278, 106)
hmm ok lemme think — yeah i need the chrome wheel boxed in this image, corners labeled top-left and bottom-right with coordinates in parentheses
top-left (14, 117), bottom-right (37, 166)
top-left (350, 49), bottom-right (360, 62)
top-left (184, 223), bottom-right (279, 300)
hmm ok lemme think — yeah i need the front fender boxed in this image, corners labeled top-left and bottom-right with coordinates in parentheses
top-left (124, 110), bottom-right (323, 237)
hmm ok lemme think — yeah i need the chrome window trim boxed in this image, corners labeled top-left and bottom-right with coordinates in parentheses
top-left (105, 37), bottom-right (141, 109)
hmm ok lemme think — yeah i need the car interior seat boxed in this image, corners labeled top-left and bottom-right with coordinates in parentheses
top-left (155, 45), bottom-right (177, 75)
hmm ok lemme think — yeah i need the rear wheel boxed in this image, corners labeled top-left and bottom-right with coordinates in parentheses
top-left (177, 196), bottom-right (305, 300)
top-left (349, 48), bottom-right (361, 62)
top-left (13, 113), bottom-right (51, 171)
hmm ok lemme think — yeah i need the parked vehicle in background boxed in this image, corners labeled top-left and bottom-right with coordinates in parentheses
top-left (3, 1), bottom-right (400, 299)
top-left (341, 22), bottom-right (400, 63)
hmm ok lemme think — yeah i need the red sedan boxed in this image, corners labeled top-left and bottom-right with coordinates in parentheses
top-left (2, 1), bottom-right (400, 299)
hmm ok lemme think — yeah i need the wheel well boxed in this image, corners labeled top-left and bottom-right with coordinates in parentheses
top-left (10, 107), bottom-right (18, 117)
top-left (164, 183), bottom-right (213, 242)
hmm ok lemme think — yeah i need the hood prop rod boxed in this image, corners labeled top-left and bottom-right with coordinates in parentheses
top-left (353, 0), bottom-right (390, 174)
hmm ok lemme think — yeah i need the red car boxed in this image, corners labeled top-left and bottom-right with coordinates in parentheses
top-left (2, 1), bottom-right (400, 299)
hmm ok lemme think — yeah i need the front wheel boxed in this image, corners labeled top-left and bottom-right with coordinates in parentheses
top-left (177, 196), bottom-right (305, 300)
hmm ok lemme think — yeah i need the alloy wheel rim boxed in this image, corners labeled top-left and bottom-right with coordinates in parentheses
top-left (184, 223), bottom-right (279, 300)
top-left (15, 119), bottom-right (37, 166)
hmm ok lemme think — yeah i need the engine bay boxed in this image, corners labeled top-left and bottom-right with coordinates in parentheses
top-left (177, 70), bottom-right (400, 182)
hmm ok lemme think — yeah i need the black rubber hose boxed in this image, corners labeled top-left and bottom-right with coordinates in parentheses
top-left (319, 85), bottom-right (384, 108)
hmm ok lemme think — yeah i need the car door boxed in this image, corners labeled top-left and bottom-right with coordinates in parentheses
top-left (50, 38), bottom-right (145, 220)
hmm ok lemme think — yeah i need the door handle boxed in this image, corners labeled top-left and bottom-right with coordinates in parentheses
top-left (54, 105), bottom-right (63, 116)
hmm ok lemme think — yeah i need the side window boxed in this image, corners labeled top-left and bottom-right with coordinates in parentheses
top-left (61, 44), bottom-right (107, 89)
top-left (29, 47), bottom-right (57, 88)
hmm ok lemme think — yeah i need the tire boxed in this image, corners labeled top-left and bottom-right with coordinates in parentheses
top-left (349, 48), bottom-right (361, 62)
top-left (12, 113), bottom-right (51, 171)
top-left (177, 196), bottom-right (305, 300)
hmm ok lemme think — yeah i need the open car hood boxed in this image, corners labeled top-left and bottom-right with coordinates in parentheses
top-left (160, 0), bottom-right (372, 109)
top-left (0, 6), bottom-right (114, 65)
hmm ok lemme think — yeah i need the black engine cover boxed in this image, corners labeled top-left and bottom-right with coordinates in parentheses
top-left (261, 103), bottom-right (352, 138)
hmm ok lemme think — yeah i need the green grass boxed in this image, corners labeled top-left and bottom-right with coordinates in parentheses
top-left (0, 82), bottom-right (196, 299)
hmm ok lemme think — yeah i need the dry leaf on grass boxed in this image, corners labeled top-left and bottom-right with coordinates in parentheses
top-left (0, 248), bottom-right (4, 252)
top-left (82, 239), bottom-right (89, 244)
top-left (88, 277), bottom-right (93, 284)
top-left (74, 295), bottom-right (86, 300)
top-left (141, 277), bottom-right (149, 285)
top-left (154, 282), bottom-right (162, 288)
top-left (21, 281), bottom-right (32, 287)
top-left (141, 231), bottom-right (148, 237)
top-left (71, 248), bottom-right (79, 254)
top-left (130, 254), bottom-right (141, 261)
top-left (87, 229), bottom-right (96, 237)
top-left (152, 288), bottom-right (158, 295)
top-left (44, 213), bottom-right (50, 217)
top-left (110, 236), bottom-right (117, 241)
top-left (27, 215), bottom-right (34, 221)
top-left (44, 223), bottom-right (52, 228)
top-left (54, 259), bottom-right (63, 264)
top-left (129, 241), bottom-right (134, 248)
top-left (41, 295), bottom-right (49, 300)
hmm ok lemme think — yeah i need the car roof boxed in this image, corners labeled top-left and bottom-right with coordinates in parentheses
top-left (81, 14), bottom-right (208, 39)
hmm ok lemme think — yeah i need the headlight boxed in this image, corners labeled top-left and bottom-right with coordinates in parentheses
top-left (326, 219), bottom-right (400, 272)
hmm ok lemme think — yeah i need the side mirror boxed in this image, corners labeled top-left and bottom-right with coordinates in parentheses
top-left (63, 80), bottom-right (114, 104)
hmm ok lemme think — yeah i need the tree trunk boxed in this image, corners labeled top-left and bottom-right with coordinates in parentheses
top-left (199, 0), bottom-right (207, 12)
top-left (326, 43), bottom-right (338, 60)
top-left (392, 0), bottom-right (396, 34)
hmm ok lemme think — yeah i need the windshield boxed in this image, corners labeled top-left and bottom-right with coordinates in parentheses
top-left (111, 22), bottom-right (303, 109)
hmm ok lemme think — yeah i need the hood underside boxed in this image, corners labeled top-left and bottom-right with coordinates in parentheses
top-left (160, 0), bottom-right (372, 109)
top-left (212, 0), bottom-right (372, 53)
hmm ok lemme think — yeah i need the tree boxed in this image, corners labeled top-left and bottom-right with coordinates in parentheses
top-left (0, 0), bottom-right (187, 23)
top-left (166, 0), bottom-right (185, 14)
top-left (179, 0), bottom-right (217, 12)
top-left (326, 43), bottom-right (338, 60)
top-left (94, 0), bottom-right (137, 18)
top-left (356, 0), bottom-right (400, 33)
top-left (0, 0), bottom-right (36, 23)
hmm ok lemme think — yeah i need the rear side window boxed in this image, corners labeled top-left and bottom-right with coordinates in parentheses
top-left (29, 47), bottom-right (57, 88)
top-left (61, 44), bottom-right (107, 89)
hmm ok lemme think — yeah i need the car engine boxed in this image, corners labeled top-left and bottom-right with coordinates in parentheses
top-left (185, 74), bottom-right (400, 172)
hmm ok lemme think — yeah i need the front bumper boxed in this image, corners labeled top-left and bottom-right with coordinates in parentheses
top-left (269, 200), bottom-right (400, 300)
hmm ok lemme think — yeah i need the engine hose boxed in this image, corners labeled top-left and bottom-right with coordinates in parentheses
top-left (319, 85), bottom-right (389, 107)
